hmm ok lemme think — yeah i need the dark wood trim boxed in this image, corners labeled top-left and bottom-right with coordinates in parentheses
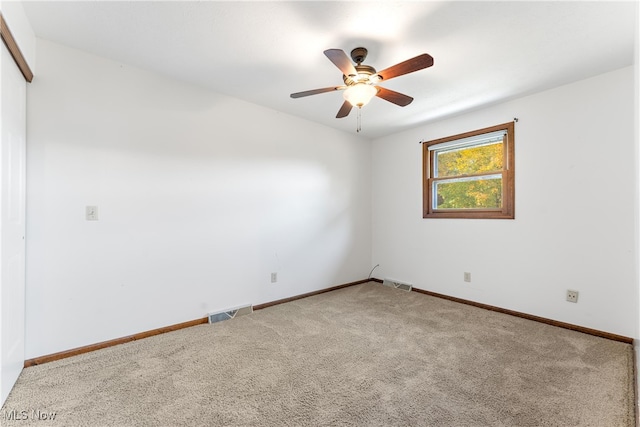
top-left (0, 13), bottom-right (34, 82)
top-left (632, 340), bottom-right (638, 426)
top-left (253, 279), bottom-right (370, 311)
top-left (410, 286), bottom-right (633, 344)
top-left (422, 139), bottom-right (430, 218)
top-left (24, 317), bottom-right (208, 367)
top-left (23, 279), bottom-right (371, 367)
top-left (25, 278), bottom-right (631, 368)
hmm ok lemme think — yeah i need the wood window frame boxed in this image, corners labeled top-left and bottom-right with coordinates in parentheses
top-left (422, 122), bottom-right (515, 219)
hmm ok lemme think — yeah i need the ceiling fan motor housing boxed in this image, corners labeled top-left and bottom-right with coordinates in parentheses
top-left (350, 47), bottom-right (369, 64)
top-left (343, 64), bottom-right (378, 85)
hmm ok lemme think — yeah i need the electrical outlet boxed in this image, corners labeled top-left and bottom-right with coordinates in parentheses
top-left (86, 206), bottom-right (98, 221)
top-left (464, 272), bottom-right (471, 282)
top-left (270, 272), bottom-right (277, 283)
top-left (566, 290), bottom-right (579, 303)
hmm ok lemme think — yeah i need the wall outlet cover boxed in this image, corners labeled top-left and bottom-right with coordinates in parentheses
top-left (566, 290), bottom-right (579, 303)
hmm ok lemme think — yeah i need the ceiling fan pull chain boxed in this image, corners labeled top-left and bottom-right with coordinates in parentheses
top-left (357, 107), bottom-right (362, 133)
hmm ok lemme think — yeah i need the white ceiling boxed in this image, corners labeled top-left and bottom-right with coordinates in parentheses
top-left (21, 1), bottom-right (638, 139)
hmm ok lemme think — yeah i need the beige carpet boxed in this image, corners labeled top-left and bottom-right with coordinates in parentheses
top-left (1, 282), bottom-right (635, 426)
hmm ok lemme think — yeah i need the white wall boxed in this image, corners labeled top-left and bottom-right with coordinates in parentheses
top-left (25, 39), bottom-right (372, 359)
top-left (372, 66), bottom-right (636, 338)
top-left (22, 36), bottom-right (639, 359)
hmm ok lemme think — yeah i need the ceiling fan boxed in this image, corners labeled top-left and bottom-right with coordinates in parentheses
top-left (290, 47), bottom-right (434, 119)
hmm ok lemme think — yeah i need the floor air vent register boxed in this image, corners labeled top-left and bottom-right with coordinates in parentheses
top-left (208, 304), bottom-right (253, 324)
top-left (382, 278), bottom-right (413, 292)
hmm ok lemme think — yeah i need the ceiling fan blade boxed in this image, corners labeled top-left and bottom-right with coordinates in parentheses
top-left (377, 53), bottom-right (434, 81)
top-left (336, 101), bottom-right (353, 118)
top-left (375, 87), bottom-right (414, 107)
top-left (290, 86), bottom-right (342, 98)
top-left (324, 49), bottom-right (358, 77)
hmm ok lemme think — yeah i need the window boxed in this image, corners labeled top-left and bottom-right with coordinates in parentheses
top-left (423, 122), bottom-right (514, 219)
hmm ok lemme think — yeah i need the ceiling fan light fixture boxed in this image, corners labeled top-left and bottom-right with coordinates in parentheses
top-left (343, 83), bottom-right (377, 108)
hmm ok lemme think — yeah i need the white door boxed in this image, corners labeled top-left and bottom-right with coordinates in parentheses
top-left (0, 41), bottom-right (27, 407)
